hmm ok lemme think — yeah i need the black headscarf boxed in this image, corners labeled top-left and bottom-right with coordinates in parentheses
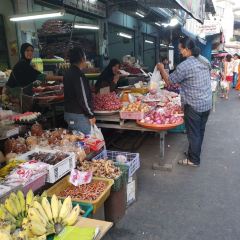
top-left (6, 43), bottom-right (41, 88)
top-left (95, 59), bottom-right (120, 92)
top-left (20, 43), bottom-right (34, 63)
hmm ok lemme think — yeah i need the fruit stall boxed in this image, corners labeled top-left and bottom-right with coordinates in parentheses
top-left (93, 89), bottom-right (184, 170)
top-left (0, 116), bottom-right (141, 239)
top-left (0, 81), bottom-right (185, 239)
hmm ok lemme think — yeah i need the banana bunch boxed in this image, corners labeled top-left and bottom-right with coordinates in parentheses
top-left (21, 195), bottom-right (82, 239)
top-left (0, 160), bottom-right (24, 179)
top-left (0, 191), bottom-right (82, 239)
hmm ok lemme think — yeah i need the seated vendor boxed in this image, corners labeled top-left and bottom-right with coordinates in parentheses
top-left (95, 59), bottom-right (121, 93)
top-left (4, 43), bottom-right (63, 111)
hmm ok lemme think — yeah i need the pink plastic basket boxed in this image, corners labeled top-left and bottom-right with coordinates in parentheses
top-left (22, 172), bottom-right (47, 195)
top-left (120, 111), bottom-right (145, 120)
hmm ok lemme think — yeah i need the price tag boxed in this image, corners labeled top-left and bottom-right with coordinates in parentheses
top-left (69, 169), bottom-right (92, 186)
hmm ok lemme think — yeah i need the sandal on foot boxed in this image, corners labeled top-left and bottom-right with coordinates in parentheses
top-left (178, 159), bottom-right (199, 167)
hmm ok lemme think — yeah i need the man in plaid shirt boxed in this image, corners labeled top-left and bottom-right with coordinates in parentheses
top-left (159, 37), bottom-right (212, 167)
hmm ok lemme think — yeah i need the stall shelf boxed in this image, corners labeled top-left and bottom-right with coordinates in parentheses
top-left (96, 113), bottom-right (181, 171)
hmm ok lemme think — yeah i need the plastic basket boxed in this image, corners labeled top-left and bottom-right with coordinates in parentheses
top-left (111, 163), bottom-right (129, 192)
top-left (120, 111), bottom-right (145, 120)
top-left (168, 123), bottom-right (186, 133)
top-left (23, 171), bottom-right (47, 195)
top-left (93, 150), bottom-right (140, 177)
top-left (17, 148), bottom-right (76, 184)
top-left (46, 175), bottom-right (114, 214)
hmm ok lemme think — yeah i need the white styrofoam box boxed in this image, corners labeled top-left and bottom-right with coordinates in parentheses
top-left (126, 173), bottom-right (137, 207)
top-left (17, 148), bottom-right (76, 184)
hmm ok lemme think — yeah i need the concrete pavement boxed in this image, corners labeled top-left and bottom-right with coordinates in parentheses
top-left (104, 91), bottom-right (240, 240)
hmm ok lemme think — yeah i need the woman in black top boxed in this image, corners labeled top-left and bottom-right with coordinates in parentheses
top-left (64, 47), bottom-right (96, 134)
top-left (3, 43), bottom-right (62, 111)
top-left (95, 59), bottom-right (120, 93)
top-left (7, 43), bottom-right (62, 88)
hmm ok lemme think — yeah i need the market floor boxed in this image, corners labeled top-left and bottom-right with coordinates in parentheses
top-left (104, 90), bottom-right (240, 240)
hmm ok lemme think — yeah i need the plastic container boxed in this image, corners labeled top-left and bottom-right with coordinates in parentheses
top-left (120, 111), bottom-right (145, 120)
top-left (93, 150), bottom-right (140, 177)
top-left (23, 171), bottom-right (48, 195)
top-left (46, 175), bottom-right (114, 214)
top-left (112, 163), bottom-right (129, 192)
top-left (73, 201), bottom-right (93, 218)
top-left (168, 123), bottom-right (186, 133)
top-left (17, 148), bottom-right (76, 183)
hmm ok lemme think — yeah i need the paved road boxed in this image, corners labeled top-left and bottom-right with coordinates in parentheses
top-left (104, 91), bottom-right (240, 240)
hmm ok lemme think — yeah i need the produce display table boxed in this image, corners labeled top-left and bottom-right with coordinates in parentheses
top-left (75, 218), bottom-right (113, 240)
top-left (96, 114), bottom-right (173, 171)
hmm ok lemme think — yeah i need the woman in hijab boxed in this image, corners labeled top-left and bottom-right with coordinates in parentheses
top-left (95, 59), bottom-right (121, 93)
top-left (7, 43), bottom-right (62, 88)
top-left (3, 43), bottom-right (62, 111)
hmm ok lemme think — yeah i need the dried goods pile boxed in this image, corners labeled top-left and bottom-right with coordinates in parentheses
top-left (59, 180), bottom-right (107, 201)
top-left (77, 159), bottom-right (121, 179)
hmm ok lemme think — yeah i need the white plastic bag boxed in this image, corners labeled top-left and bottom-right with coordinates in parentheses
top-left (149, 66), bottom-right (165, 92)
top-left (90, 124), bottom-right (104, 140)
top-left (220, 80), bottom-right (228, 90)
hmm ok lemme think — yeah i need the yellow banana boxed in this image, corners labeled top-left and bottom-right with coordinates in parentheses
top-left (28, 208), bottom-right (47, 227)
top-left (0, 204), bottom-right (16, 223)
top-left (9, 192), bottom-right (21, 216)
top-left (41, 197), bottom-right (53, 223)
top-left (32, 201), bottom-right (48, 223)
top-left (58, 196), bottom-right (72, 221)
top-left (17, 190), bottom-right (26, 216)
top-left (36, 234), bottom-right (47, 240)
top-left (62, 205), bottom-right (80, 226)
top-left (4, 198), bottom-right (18, 218)
top-left (29, 220), bottom-right (46, 236)
top-left (26, 190), bottom-right (34, 211)
top-left (50, 195), bottom-right (59, 223)
top-left (0, 230), bottom-right (11, 240)
top-left (22, 223), bottom-right (35, 238)
top-left (41, 191), bottom-right (47, 199)
top-left (57, 200), bottom-right (62, 223)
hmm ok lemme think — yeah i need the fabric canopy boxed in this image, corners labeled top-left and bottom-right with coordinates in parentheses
top-left (175, 0), bottom-right (205, 24)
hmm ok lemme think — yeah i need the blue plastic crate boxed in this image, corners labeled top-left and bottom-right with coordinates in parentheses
top-left (168, 123), bottom-right (186, 133)
top-left (93, 150), bottom-right (140, 177)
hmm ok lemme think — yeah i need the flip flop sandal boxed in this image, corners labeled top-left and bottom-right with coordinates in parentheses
top-left (178, 159), bottom-right (199, 167)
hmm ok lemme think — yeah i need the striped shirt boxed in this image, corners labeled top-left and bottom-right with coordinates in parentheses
top-left (169, 56), bottom-right (212, 112)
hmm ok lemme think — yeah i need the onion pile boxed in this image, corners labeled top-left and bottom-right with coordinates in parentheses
top-left (140, 109), bottom-right (183, 125)
top-left (93, 92), bottom-right (122, 111)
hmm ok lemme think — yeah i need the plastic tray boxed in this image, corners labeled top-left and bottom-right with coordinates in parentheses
top-left (120, 111), bottom-right (145, 120)
top-left (17, 148), bottom-right (76, 184)
top-left (46, 175), bottom-right (114, 214)
top-left (93, 150), bottom-right (140, 177)
top-left (23, 171), bottom-right (48, 195)
top-left (136, 118), bottom-right (184, 131)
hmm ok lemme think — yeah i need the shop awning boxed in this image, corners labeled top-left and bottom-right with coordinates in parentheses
top-left (140, 0), bottom-right (206, 23)
top-left (181, 27), bottom-right (207, 45)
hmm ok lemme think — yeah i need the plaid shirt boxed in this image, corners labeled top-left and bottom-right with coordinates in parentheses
top-left (169, 56), bottom-right (212, 112)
